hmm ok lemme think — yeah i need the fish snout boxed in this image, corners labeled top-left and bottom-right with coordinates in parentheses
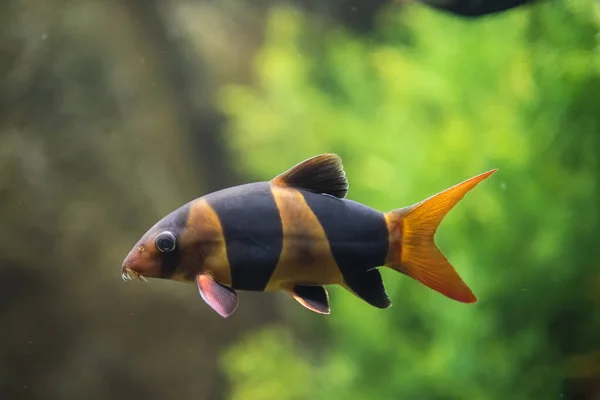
top-left (121, 245), bottom-right (154, 282)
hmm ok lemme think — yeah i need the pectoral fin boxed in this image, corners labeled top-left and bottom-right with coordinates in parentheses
top-left (343, 269), bottom-right (392, 309)
top-left (288, 285), bottom-right (330, 314)
top-left (196, 274), bottom-right (238, 318)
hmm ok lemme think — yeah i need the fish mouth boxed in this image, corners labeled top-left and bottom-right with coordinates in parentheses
top-left (121, 267), bottom-right (149, 283)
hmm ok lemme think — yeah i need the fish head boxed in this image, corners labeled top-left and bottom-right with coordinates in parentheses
top-left (121, 203), bottom-right (192, 282)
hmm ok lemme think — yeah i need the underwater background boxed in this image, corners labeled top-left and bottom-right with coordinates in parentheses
top-left (1, 0), bottom-right (599, 399)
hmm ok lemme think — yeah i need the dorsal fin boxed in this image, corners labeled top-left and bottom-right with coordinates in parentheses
top-left (271, 154), bottom-right (349, 198)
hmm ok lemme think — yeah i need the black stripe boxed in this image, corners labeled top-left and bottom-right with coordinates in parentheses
top-left (205, 182), bottom-right (283, 291)
top-left (158, 202), bottom-right (191, 279)
top-left (301, 191), bottom-right (388, 278)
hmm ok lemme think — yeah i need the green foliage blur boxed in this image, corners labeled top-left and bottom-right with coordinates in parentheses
top-left (218, 1), bottom-right (600, 399)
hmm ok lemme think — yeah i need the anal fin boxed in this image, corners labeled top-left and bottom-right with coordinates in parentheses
top-left (288, 285), bottom-right (330, 314)
top-left (343, 269), bottom-right (392, 309)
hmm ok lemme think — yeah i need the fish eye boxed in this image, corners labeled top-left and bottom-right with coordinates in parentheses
top-left (155, 231), bottom-right (177, 253)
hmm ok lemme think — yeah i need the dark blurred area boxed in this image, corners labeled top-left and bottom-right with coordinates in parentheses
top-left (1, 1), bottom-right (274, 398)
top-left (2, 0), bottom-right (587, 399)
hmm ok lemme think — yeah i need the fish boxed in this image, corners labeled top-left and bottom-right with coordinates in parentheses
top-left (121, 154), bottom-right (497, 318)
top-left (413, 0), bottom-right (533, 18)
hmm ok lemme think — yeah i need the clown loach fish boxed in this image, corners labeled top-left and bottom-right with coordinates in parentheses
top-left (121, 154), bottom-right (497, 318)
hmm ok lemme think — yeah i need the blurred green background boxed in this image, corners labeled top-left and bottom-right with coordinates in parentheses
top-left (2, 0), bottom-right (599, 399)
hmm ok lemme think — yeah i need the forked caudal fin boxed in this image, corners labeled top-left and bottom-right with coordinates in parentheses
top-left (384, 169), bottom-right (497, 303)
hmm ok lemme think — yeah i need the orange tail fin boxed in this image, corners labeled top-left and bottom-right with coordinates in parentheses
top-left (384, 170), bottom-right (497, 303)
